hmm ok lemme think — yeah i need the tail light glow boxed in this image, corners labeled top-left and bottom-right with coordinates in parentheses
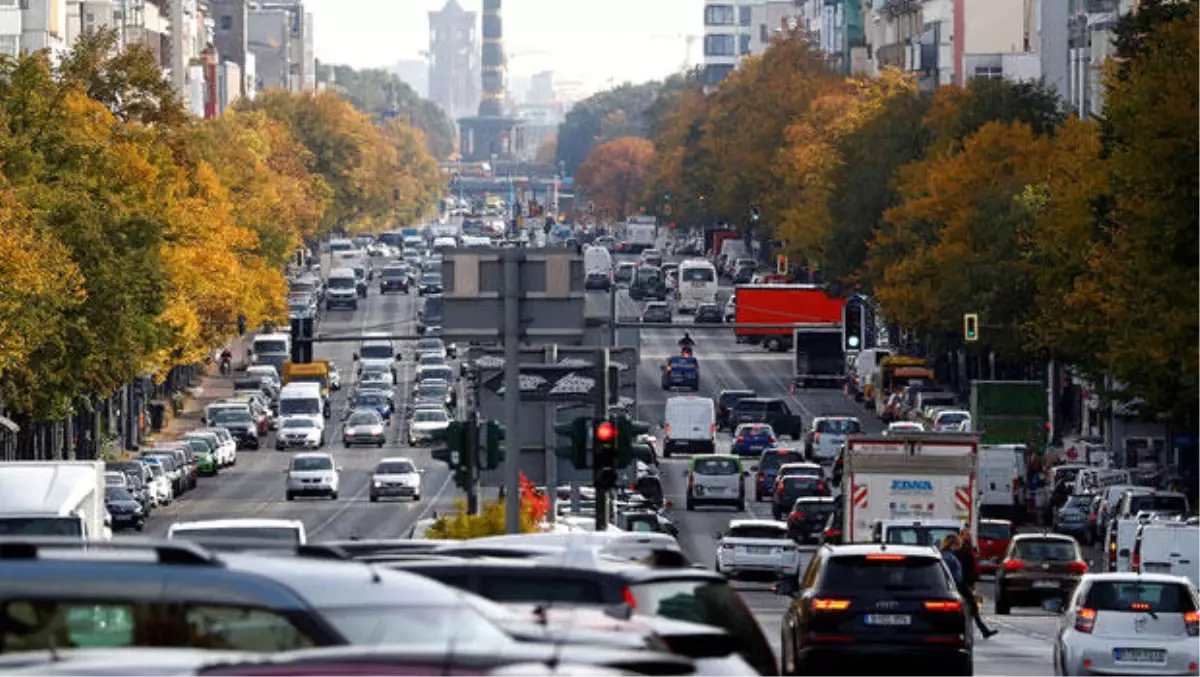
top-left (1132, 549), bottom-right (1141, 572)
top-left (1002, 559), bottom-right (1025, 572)
top-left (867, 554), bottom-right (906, 561)
top-left (923, 601), bottom-right (963, 612)
top-left (1067, 561), bottom-right (1089, 575)
top-left (790, 511), bottom-right (805, 520)
top-left (1074, 607), bottom-right (1096, 633)
top-left (737, 436), bottom-right (745, 442)
top-left (622, 588), bottom-right (638, 609)
top-left (1184, 610), bottom-right (1198, 636)
top-left (812, 598), bottom-right (851, 611)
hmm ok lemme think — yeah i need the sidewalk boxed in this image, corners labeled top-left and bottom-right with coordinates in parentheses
top-left (156, 334), bottom-right (256, 441)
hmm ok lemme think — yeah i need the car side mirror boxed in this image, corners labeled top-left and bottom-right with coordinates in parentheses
top-left (1118, 548), bottom-right (1130, 558)
top-left (1042, 598), bottom-right (1064, 614)
top-left (337, 466), bottom-right (343, 472)
top-left (749, 465), bottom-right (759, 472)
top-left (742, 470), bottom-right (750, 477)
top-left (712, 531), bottom-right (723, 540)
top-left (282, 469), bottom-right (289, 474)
top-left (352, 353), bottom-right (359, 361)
top-left (419, 468), bottom-right (426, 474)
top-left (199, 417), bottom-right (206, 425)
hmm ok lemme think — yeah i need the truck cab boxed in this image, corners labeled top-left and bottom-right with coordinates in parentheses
top-left (0, 461), bottom-right (112, 540)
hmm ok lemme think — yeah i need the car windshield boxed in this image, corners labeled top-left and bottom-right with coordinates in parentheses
top-left (280, 398), bottom-right (320, 416)
top-left (292, 457), bottom-right (333, 472)
top-left (1128, 495), bottom-right (1188, 514)
top-left (635, 269), bottom-right (661, 283)
top-left (816, 419), bottom-right (861, 434)
top-left (360, 344), bottom-right (394, 360)
top-left (727, 525), bottom-right (787, 540)
top-left (328, 277), bottom-right (355, 289)
top-left (105, 487), bottom-right (135, 501)
top-left (414, 410), bottom-right (447, 423)
top-left (822, 555), bottom-right (952, 593)
top-left (321, 605), bottom-right (511, 648)
top-left (356, 394), bottom-right (386, 407)
top-left (348, 413), bottom-right (379, 426)
top-left (1064, 495), bottom-right (1095, 510)
top-left (288, 303), bottom-right (308, 313)
top-left (693, 458), bottom-right (739, 476)
top-left (1084, 581), bottom-right (1197, 614)
top-left (1014, 539), bottom-right (1077, 562)
top-left (382, 268), bottom-right (407, 278)
top-left (420, 368), bottom-right (453, 382)
top-left (422, 274), bottom-right (443, 283)
top-left (254, 340), bottom-right (287, 354)
top-left (281, 418), bottom-right (315, 429)
top-left (667, 357), bottom-right (697, 369)
top-left (759, 451), bottom-right (805, 471)
top-left (376, 461), bottom-right (416, 475)
top-left (884, 526), bottom-right (960, 547)
top-left (681, 267), bottom-right (714, 282)
top-left (938, 412), bottom-right (970, 424)
top-left (418, 385), bottom-right (446, 398)
top-left (417, 340), bottom-right (443, 352)
top-left (212, 411), bottom-right (252, 424)
top-left (794, 501), bottom-right (834, 516)
top-left (737, 425), bottom-right (773, 437)
top-left (978, 522), bottom-right (1012, 540)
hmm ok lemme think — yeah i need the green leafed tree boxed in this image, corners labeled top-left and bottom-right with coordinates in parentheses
top-left (327, 64), bottom-right (456, 160)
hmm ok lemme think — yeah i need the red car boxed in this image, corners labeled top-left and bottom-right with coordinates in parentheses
top-left (976, 519), bottom-right (1014, 574)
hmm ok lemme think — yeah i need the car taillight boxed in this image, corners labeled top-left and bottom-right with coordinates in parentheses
top-left (924, 600), bottom-right (962, 612)
top-left (1184, 610), bottom-right (1198, 636)
top-left (814, 432), bottom-right (821, 444)
top-left (1003, 559), bottom-right (1025, 572)
top-left (710, 423), bottom-right (716, 436)
top-left (1074, 608), bottom-right (1096, 633)
top-left (1067, 561), bottom-right (1088, 575)
top-left (823, 527), bottom-right (840, 538)
top-left (1109, 541), bottom-right (1117, 563)
top-left (790, 511), bottom-right (804, 520)
top-left (756, 473), bottom-right (765, 481)
top-left (622, 588), bottom-right (638, 610)
top-left (1132, 550), bottom-right (1141, 572)
top-left (777, 483), bottom-right (784, 495)
top-left (812, 598), bottom-right (851, 611)
top-left (664, 424), bottom-right (671, 437)
top-left (769, 436), bottom-right (777, 443)
top-left (737, 436), bottom-right (745, 442)
top-left (687, 475), bottom-right (694, 490)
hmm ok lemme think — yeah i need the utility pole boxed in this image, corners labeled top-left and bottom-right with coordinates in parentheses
top-left (503, 248), bottom-right (522, 533)
top-left (465, 410), bottom-right (480, 515)
top-left (593, 347), bottom-right (611, 532)
top-left (543, 344), bottom-right (558, 522)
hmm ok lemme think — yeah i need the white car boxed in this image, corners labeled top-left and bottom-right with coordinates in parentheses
top-left (370, 457), bottom-right (424, 502)
top-left (141, 459), bottom-right (173, 505)
top-left (931, 409), bottom-right (972, 432)
top-left (714, 519), bottom-right (800, 580)
top-left (284, 452), bottom-right (340, 501)
top-left (409, 408), bottom-right (451, 446)
top-left (884, 421), bottom-right (925, 434)
top-left (276, 415), bottom-right (325, 450)
top-left (1052, 572), bottom-right (1199, 676)
top-left (805, 416), bottom-right (862, 464)
top-left (190, 428), bottom-right (238, 467)
top-left (723, 294), bottom-right (736, 323)
top-left (415, 338), bottom-right (447, 361)
top-left (168, 518), bottom-right (307, 546)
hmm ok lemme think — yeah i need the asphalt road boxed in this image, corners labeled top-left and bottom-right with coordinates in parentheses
top-left (142, 262), bottom-right (462, 542)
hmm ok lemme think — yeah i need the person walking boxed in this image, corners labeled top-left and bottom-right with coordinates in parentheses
top-left (956, 529), bottom-right (998, 639)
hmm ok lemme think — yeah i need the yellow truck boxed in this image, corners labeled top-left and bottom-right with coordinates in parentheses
top-left (283, 361), bottom-right (331, 399)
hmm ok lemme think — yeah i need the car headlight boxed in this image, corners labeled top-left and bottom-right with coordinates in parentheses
top-left (373, 480), bottom-right (382, 488)
top-left (345, 428), bottom-right (356, 436)
top-left (719, 543), bottom-right (734, 550)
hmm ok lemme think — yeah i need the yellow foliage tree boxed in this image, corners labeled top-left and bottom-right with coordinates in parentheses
top-left (574, 136), bottom-right (656, 218)
top-left (425, 499), bottom-right (543, 539)
top-left (535, 133), bottom-right (557, 165)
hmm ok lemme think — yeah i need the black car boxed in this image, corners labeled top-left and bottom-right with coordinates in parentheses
top-left (730, 397), bottom-right (803, 439)
top-left (379, 265), bottom-right (410, 294)
top-left (209, 409), bottom-right (260, 450)
top-left (418, 274), bottom-right (443, 296)
top-left (104, 486), bottom-right (145, 532)
top-left (716, 390), bottom-right (756, 431)
top-left (694, 303), bottom-right (723, 323)
top-left (641, 302), bottom-right (672, 323)
top-left (777, 544), bottom-right (972, 675)
top-left (771, 474), bottom-right (832, 520)
top-left (787, 496), bottom-right (836, 543)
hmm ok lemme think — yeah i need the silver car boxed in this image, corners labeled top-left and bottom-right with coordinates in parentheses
top-left (284, 453), bottom-right (340, 501)
top-left (342, 409), bottom-right (387, 448)
top-left (370, 457), bottom-right (423, 502)
top-left (1052, 572), bottom-right (1199, 676)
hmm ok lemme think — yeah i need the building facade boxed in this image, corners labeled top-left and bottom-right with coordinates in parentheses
top-left (428, 0), bottom-right (479, 122)
top-left (247, 0), bottom-right (313, 93)
top-left (702, 0), bottom-right (807, 86)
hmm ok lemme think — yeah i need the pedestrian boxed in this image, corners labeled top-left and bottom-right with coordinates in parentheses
top-left (956, 529), bottom-right (998, 639)
top-left (939, 533), bottom-right (964, 585)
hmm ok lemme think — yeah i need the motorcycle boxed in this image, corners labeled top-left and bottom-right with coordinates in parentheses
top-left (219, 355), bottom-right (232, 376)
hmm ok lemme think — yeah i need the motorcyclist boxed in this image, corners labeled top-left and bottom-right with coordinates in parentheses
top-left (678, 332), bottom-right (695, 357)
top-left (219, 349), bottom-right (233, 375)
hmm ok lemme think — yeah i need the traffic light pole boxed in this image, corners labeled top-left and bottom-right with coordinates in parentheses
top-left (593, 347), bottom-right (611, 532)
top-left (465, 410), bottom-right (480, 515)
top-left (502, 249), bottom-right (522, 534)
top-left (543, 344), bottom-right (559, 523)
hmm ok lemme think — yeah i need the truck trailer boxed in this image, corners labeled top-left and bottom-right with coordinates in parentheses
top-left (734, 285), bottom-right (845, 352)
top-left (792, 324), bottom-right (846, 388)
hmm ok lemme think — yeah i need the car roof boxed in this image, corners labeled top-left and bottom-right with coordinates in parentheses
top-left (1082, 572), bottom-right (1196, 586)
top-left (980, 518), bottom-right (1014, 526)
top-left (291, 452), bottom-right (334, 461)
top-left (780, 462), bottom-right (821, 470)
top-left (172, 518), bottom-right (303, 531)
top-left (377, 457), bottom-right (417, 466)
top-left (728, 519), bottom-right (786, 530)
top-left (1011, 532), bottom-right (1078, 543)
top-left (825, 543), bottom-right (942, 559)
top-left (794, 496), bottom-right (835, 503)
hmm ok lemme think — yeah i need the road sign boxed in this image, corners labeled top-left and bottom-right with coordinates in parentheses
top-left (467, 346), bottom-right (638, 412)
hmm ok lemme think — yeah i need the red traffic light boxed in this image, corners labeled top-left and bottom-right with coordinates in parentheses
top-left (595, 421), bottom-right (616, 442)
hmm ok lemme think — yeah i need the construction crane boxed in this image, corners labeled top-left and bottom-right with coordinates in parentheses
top-left (648, 33), bottom-right (700, 71)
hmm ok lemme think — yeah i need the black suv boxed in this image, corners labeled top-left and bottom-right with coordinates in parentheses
top-left (730, 397), bottom-right (803, 439)
top-left (777, 544), bottom-right (972, 675)
top-left (787, 496), bottom-right (836, 543)
top-left (771, 474), bottom-right (832, 520)
top-left (379, 265), bottom-right (410, 294)
top-left (716, 389), bottom-right (756, 431)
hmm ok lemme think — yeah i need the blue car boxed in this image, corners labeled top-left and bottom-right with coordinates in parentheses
top-left (350, 390), bottom-right (392, 421)
top-left (731, 423), bottom-right (778, 456)
top-left (660, 356), bottom-right (699, 391)
top-left (753, 448), bottom-right (806, 501)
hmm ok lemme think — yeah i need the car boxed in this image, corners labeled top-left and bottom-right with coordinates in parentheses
top-left (714, 519), bottom-right (800, 581)
top-left (731, 423), bottom-right (777, 456)
top-left (1055, 493), bottom-right (1097, 544)
top-left (694, 302), bottom-right (723, 324)
top-left (771, 473), bottom-right (832, 521)
top-left (641, 302), bottom-right (672, 323)
top-left (660, 355), bottom-right (699, 391)
top-left (872, 519), bottom-right (964, 548)
top-left (370, 457), bottom-right (423, 502)
top-left (805, 416), bottom-right (862, 464)
top-left (751, 448), bottom-right (806, 501)
top-left (342, 409), bottom-right (387, 448)
top-left (327, 362), bottom-right (342, 391)
top-left (884, 421), bottom-right (926, 434)
top-left (776, 543), bottom-right (973, 676)
top-left (685, 455), bottom-right (745, 511)
top-left (409, 407), bottom-right (451, 446)
top-left (357, 373), bottom-right (397, 402)
top-left (418, 273), bottom-right (443, 296)
top-left (995, 532), bottom-right (1089, 614)
top-left (412, 380), bottom-right (453, 409)
top-left (104, 485), bottom-right (146, 532)
top-left (284, 452), bottom-right (340, 501)
top-left (379, 265), bottom-right (411, 293)
top-left (275, 415), bottom-right (325, 450)
top-left (723, 294), bottom-right (737, 323)
top-left (206, 407), bottom-right (260, 450)
top-left (716, 389), bottom-right (756, 432)
top-left (1052, 572), bottom-right (1199, 676)
top-left (347, 389), bottom-right (393, 421)
top-left (415, 337), bottom-right (448, 361)
top-left (729, 397), bottom-right (803, 439)
top-left (787, 496), bottom-right (836, 543)
top-left (977, 519), bottom-right (1014, 575)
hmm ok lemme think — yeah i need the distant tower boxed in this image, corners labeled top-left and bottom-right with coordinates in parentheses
top-left (458, 0), bottom-right (524, 162)
top-left (428, 0), bottom-right (479, 122)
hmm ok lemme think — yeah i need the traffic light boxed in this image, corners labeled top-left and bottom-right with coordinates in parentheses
top-left (485, 420), bottom-right (505, 470)
top-left (432, 420), bottom-right (467, 469)
top-left (751, 205), bottom-right (761, 223)
top-left (963, 313), bottom-right (979, 342)
top-left (593, 419), bottom-right (618, 491)
top-left (615, 416), bottom-right (653, 467)
top-left (554, 417), bottom-right (590, 469)
top-left (776, 255), bottom-right (787, 276)
top-left (289, 317), bottom-right (313, 364)
top-left (237, 314), bottom-right (247, 336)
top-left (843, 302), bottom-right (864, 351)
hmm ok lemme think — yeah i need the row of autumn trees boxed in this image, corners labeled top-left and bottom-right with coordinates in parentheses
top-left (0, 30), bottom-right (442, 422)
top-left (574, 0), bottom-right (1197, 422)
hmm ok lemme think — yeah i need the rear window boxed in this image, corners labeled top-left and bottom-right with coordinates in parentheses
top-left (816, 419), bottom-right (861, 435)
top-left (733, 400), bottom-right (767, 413)
top-left (884, 526), bottom-right (960, 547)
top-left (1128, 495), bottom-right (1188, 515)
top-left (821, 555), bottom-right (953, 594)
top-left (759, 451), bottom-right (805, 471)
top-left (1083, 581), bottom-right (1197, 614)
top-left (693, 458), bottom-right (739, 476)
top-left (719, 392), bottom-right (753, 408)
top-left (171, 527), bottom-right (300, 545)
top-left (978, 522), bottom-right (1012, 540)
top-left (1014, 539), bottom-right (1078, 562)
top-left (1064, 494), bottom-right (1095, 510)
top-left (783, 476), bottom-right (827, 493)
top-left (727, 526), bottom-right (787, 540)
top-left (668, 357), bottom-right (698, 369)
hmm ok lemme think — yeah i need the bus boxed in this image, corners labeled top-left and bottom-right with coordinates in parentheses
top-left (676, 259), bottom-right (718, 313)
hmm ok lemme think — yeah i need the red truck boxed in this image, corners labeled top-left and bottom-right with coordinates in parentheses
top-left (734, 284), bottom-right (845, 352)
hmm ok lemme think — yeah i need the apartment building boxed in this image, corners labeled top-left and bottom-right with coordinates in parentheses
top-left (247, 0), bottom-right (313, 93)
top-left (702, 0), bottom-right (804, 86)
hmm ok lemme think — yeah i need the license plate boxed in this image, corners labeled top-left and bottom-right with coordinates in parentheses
top-left (746, 546), bottom-right (771, 554)
top-left (1032, 580), bottom-right (1060, 589)
top-left (865, 614), bottom-right (911, 626)
top-left (1114, 649), bottom-right (1166, 663)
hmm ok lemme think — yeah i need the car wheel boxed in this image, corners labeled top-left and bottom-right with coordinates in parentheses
top-left (412, 493), bottom-right (421, 501)
top-left (330, 491), bottom-right (338, 500)
top-left (135, 524), bottom-right (144, 532)
top-left (685, 496), bottom-right (695, 511)
top-left (377, 440), bottom-right (385, 448)
top-left (285, 492), bottom-right (294, 501)
top-left (369, 494), bottom-right (378, 503)
top-left (275, 446), bottom-right (283, 451)
top-left (253, 439), bottom-right (261, 450)
top-left (994, 589), bottom-right (1011, 615)
top-left (736, 499), bottom-right (745, 511)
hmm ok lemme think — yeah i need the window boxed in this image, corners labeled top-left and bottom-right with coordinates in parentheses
top-left (977, 522), bottom-right (1012, 541)
top-left (760, 24), bottom-right (768, 43)
top-left (816, 419), bottom-right (861, 435)
top-left (739, 5), bottom-right (752, 25)
top-left (291, 456), bottom-right (333, 472)
top-left (184, 605), bottom-right (315, 651)
top-left (1083, 582), bottom-right (1197, 614)
top-left (1013, 539), bottom-right (1078, 562)
top-left (704, 4), bottom-right (735, 25)
top-left (703, 63), bottom-right (735, 86)
top-left (322, 605), bottom-right (511, 647)
top-left (220, 15), bottom-right (232, 30)
top-left (681, 267), bottom-right (715, 283)
top-left (704, 33), bottom-right (735, 57)
top-left (820, 555), bottom-right (953, 594)
top-left (694, 458), bottom-right (739, 476)
top-left (974, 66), bottom-right (1003, 80)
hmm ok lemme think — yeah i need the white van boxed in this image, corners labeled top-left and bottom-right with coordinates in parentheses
top-left (583, 246), bottom-right (613, 291)
top-left (979, 444), bottom-right (1025, 520)
top-left (325, 267), bottom-right (359, 310)
top-left (250, 333), bottom-right (290, 365)
top-left (662, 396), bottom-right (715, 457)
top-left (675, 260), bottom-right (717, 313)
top-left (168, 518), bottom-right (307, 546)
top-left (357, 333), bottom-right (398, 378)
top-left (1134, 521), bottom-right (1199, 586)
top-left (432, 236), bottom-right (458, 252)
top-left (278, 382), bottom-right (326, 420)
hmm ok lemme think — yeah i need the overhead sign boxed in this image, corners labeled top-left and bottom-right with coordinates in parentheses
top-left (481, 365), bottom-right (599, 402)
top-left (468, 347), bottom-right (638, 411)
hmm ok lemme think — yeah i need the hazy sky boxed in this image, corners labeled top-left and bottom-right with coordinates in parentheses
top-left (304, 0), bottom-right (705, 95)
